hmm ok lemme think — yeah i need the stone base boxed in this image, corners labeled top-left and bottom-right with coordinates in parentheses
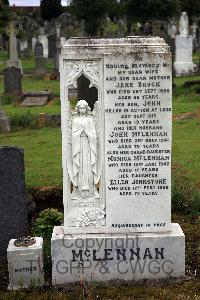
top-left (174, 62), bottom-right (195, 76)
top-left (0, 116), bottom-right (10, 133)
top-left (51, 223), bottom-right (185, 284)
top-left (7, 59), bottom-right (23, 74)
top-left (7, 237), bottom-right (44, 290)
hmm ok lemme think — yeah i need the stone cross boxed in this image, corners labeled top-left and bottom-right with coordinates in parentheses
top-left (191, 22), bottom-right (198, 40)
top-left (7, 20), bottom-right (22, 73)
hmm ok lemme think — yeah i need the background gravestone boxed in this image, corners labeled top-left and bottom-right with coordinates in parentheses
top-left (34, 41), bottom-right (44, 57)
top-left (48, 35), bottom-right (57, 58)
top-left (4, 66), bottom-right (22, 95)
top-left (0, 99), bottom-right (10, 133)
top-left (35, 56), bottom-right (46, 75)
top-left (0, 146), bottom-right (28, 257)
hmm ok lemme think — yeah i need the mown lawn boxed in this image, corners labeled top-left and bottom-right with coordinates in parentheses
top-left (0, 51), bottom-right (54, 71)
top-left (0, 75), bottom-right (60, 96)
top-left (0, 128), bottom-right (62, 188)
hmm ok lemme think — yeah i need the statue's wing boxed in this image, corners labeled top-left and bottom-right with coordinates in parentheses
top-left (66, 103), bottom-right (74, 183)
top-left (93, 101), bottom-right (102, 182)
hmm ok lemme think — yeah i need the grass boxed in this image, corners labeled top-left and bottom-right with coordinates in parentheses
top-left (0, 75), bottom-right (199, 188)
top-left (3, 101), bottom-right (61, 117)
top-left (172, 119), bottom-right (200, 182)
top-left (0, 50), bottom-right (54, 71)
top-left (0, 75), bottom-right (60, 96)
top-left (0, 128), bottom-right (62, 188)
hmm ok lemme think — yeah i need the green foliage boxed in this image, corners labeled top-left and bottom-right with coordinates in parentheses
top-left (33, 208), bottom-right (63, 282)
top-left (33, 208), bottom-right (63, 239)
top-left (172, 163), bottom-right (200, 215)
top-left (40, 0), bottom-right (63, 21)
top-left (121, 0), bottom-right (180, 33)
top-left (0, 0), bottom-right (10, 33)
top-left (70, 0), bottom-right (117, 36)
top-left (1, 95), bottom-right (12, 105)
top-left (10, 111), bottom-right (38, 130)
top-left (180, 0), bottom-right (200, 18)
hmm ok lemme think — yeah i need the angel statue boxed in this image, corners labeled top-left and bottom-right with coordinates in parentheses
top-left (179, 12), bottom-right (189, 37)
top-left (69, 99), bottom-right (101, 201)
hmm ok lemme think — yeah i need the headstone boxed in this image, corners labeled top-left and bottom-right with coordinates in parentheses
top-left (60, 37), bottom-right (67, 46)
top-left (7, 21), bottom-right (22, 73)
top-left (4, 66), bottom-right (22, 95)
top-left (21, 91), bottom-right (53, 107)
top-left (191, 23), bottom-right (198, 50)
top-left (32, 37), bottom-right (36, 52)
top-left (23, 48), bottom-right (30, 59)
top-left (34, 41), bottom-right (44, 57)
top-left (174, 12), bottom-right (195, 76)
top-left (51, 37), bottom-right (185, 283)
top-left (0, 99), bottom-right (10, 133)
top-left (8, 237), bottom-right (44, 289)
top-left (38, 35), bottom-right (48, 58)
top-left (54, 25), bottom-right (61, 72)
top-left (0, 34), bottom-right (3, 51)
top-left (35, 56), bottom-right (46, 76)
top-left (20, 40), bottom-right (28, 52)
top-left (48, 35), bottom-right (57, 58)
top-left (179, 12), bottom-right (189, 36)
top-left (0, 146), bottom-right (28, 257)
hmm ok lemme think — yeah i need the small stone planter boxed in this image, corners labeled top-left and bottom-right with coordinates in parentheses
top-left (7, 237), bottom-right (44, 290)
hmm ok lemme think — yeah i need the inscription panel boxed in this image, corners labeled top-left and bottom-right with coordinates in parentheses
top-left (104, 53), bottom-right (172, 231)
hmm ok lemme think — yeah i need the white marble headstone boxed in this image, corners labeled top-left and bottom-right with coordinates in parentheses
top-left (7, 237), bottom-right (44, 290)
top-left (52, 37), bottom-right (185, 284)
top-left (60, 37), bottom-right (172, 233)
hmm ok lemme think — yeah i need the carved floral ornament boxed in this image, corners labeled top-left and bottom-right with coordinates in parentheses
top-left (64, 60), bottom-right (100, 89)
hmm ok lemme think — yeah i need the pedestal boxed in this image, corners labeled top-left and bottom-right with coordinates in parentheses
top-left (51, 224), bottom-right (185, 284)
top-left (0, 114), bottom-right (10, 133)
top-left (174, 36), bottom-right (195, 76)
top-left (7, 237), bottom-right (44, 290)
top-left (7, 59), bottom-right (23, 74)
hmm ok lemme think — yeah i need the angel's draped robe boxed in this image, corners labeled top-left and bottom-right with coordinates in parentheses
top-left (72, 115), bottom-right (98, 199)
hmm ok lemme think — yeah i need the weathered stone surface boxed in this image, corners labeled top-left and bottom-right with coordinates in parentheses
top-left (0, 100), bottom-right (10, 133)
top-left (54, 37), bottom-right (185, 283)
top-left (60, 37), bottom-right (172, 233)
top-left (7, 21), bottom-right (22, 73)
top-left (4, 67), bottom-right (22, 95)
top-left (174, 36), bottom-right (195, 76)
top-left (21, 91), bottom-right (53, 107)
top-left (48, 35), bottom-right (56, 58)
top-left (35, 56), bottom-right (46, 75)
top-left (8, 237), bottom-right (44, 289)
top-left (34, 41), bottom-right (43, 57)
top-left (52, 224), bottom-right (185, 283)
top-left (0, 146), bottom-right (28, 257)
top-left (22, 96), bottom-right (48, 107)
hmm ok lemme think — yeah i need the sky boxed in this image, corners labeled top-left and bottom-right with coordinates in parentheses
top-left (9, 0), bottom-right (68, 6)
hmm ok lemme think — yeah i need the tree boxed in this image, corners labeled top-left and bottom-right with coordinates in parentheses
top-left (70, 0), bottom-right (115, 36)
top-left (0, 0), bottom-right (10, 33)
top-left (180, 0), bottom-right (200, 19)
top-left (40, 0), bottom-right (63, 21)
top-left (121, 0), bottom-right (180, 33)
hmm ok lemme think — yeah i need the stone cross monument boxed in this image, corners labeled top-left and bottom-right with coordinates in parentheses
top-left (51, 37), bottom-right (185, 284)
top-left (7, 20), bottom-right (22, 73)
